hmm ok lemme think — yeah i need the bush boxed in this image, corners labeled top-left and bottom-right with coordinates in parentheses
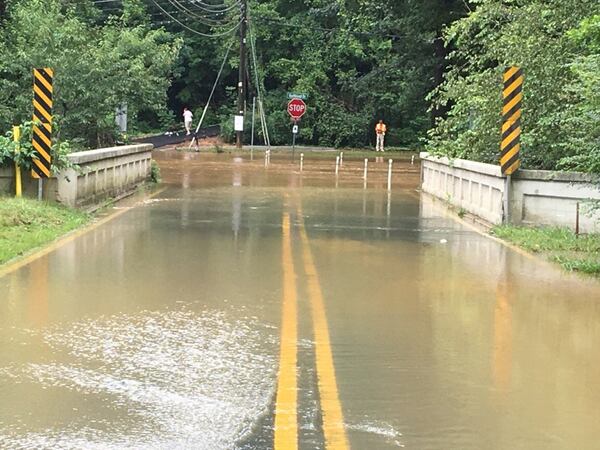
top-left (150, 160), bottom-right (161, 183)
top-left (427, 0), bottom-right (600, 171)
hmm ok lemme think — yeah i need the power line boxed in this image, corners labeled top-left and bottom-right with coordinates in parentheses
top-left (92, 0), bottom-right (242, 10)
top-left (248, 19), bottom-right (270, 148)
top-left (161, 0), bottom-right (235, 26)
top-left (92, 0), bottom-right (241, 25)
top-left (190, 39), bottom-right (235, 149)
top-left (149, 0), bottom-right (242, 37)
top-left (187, 0), bottom-right (243, 13)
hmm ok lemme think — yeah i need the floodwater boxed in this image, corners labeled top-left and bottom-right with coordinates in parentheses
top-left (1, 150), bottom-right (600, 449)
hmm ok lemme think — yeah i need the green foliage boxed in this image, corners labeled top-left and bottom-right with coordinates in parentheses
top-left (427, 0), bottom-right (600, 171)
top-left (246, 0), bottom-right (460, 148)
top-left (493, 225), bottom-right (600, 275)
top-left (150, 160), bottom-right (161, 183)
top-left (0, 197), bottom-right (89, 264)
top-left (557, 15), bottom-right (600, 175)
top-left (552, 256), bottom-right (600, 275)
top-left (163, 0), bottom-right (465, 148)
top-left (0, 0), bottom-right (467, 150)
top-left (0, 121), bottom-right (77, 174)
top-left (0, 0), bottom-right (182, 149)
top-left (493, 225), bottom-right (600, 253)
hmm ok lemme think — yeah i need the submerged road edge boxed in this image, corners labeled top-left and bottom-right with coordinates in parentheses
top-left (0, 187), bottom-right (167, 279)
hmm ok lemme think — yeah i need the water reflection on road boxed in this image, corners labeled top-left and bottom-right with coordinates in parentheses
top-left (1, 151), bottom-right (599, 449)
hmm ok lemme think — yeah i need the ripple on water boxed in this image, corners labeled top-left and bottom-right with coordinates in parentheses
top-left (347, 418), bottom-right (405, 448)
top-left (0, 309), bottom-right (277, 449)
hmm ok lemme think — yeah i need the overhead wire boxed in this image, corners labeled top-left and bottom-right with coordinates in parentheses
top-left (91, 0), bottom-right (241, 10)
top-left (149, 0), bottom-right (242, 37)
top-left (187, 0), bottom-right (242, 13)
top-left (93, 0), bottom-right (240, 29)
top-left (189, 39), bottom-right (235, 149)
top-left (248, 18), bottom-right (271, 148)
top-left (162, 0), bottom-right (235, 26)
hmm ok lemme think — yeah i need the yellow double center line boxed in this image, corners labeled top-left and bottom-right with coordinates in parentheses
top-left (274, 212), bottom-right (299, 448)
top-left (275, 208), bottom-right (349, 449)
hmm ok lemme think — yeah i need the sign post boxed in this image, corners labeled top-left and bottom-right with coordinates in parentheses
top-left (115, 103), bottom-right (128, 140)
top-left (287, 98), bottom-right (306, 161)
top-left (292, 121), bottom-right (299, 160)
top-left (31, 68), bottom-right (54, 201)
top-left (500, 66), bottom-right (523, 224)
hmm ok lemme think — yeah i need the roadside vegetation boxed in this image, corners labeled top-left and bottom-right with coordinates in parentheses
top-left (0, 0), bottom-right (181, 150)
top-left (0, 0), bottom-right (597, 162)
top-left (492, 225), bottom-right (600, 276)
top-left (0, 198), bottom-right (89, 265)
top-left (427, 2), bottom-right (600, 177)
top-left (0, 0), bottom-right (468, 150)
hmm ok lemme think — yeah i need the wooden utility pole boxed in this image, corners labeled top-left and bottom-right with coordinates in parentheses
top-left (236, 0), bottom-right (248, 149)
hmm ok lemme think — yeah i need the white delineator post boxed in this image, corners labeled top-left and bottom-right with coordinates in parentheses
top-left (340, 152), bottom-right (344, 166)
top-left (387, 159), bottom-right (393, 191)
top-left (264, 150), bottom-right (269, 168)
top-left (300, 153), bottom-right (304, 172)
top-left (363, 158), bottom-right (368, 189)
top-left (335, 156), bottom-right (340, 175)
top-left (411, 155), bottom-right (415, 165)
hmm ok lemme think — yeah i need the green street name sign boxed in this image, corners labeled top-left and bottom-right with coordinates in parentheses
top-left (287, 92), bottom-right (309, 100)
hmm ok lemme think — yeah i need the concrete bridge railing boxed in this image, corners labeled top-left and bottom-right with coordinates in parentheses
top-left (0, 144), bottom-right (153, 208)
top-left (420, 152), bottom-right (600, 233)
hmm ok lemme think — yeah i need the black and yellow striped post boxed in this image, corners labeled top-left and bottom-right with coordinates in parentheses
top-left (31, 68), bottom-right (54, 183)
top-left (500, 66), bottom-right (523, 223)
top-left (500, 66), bottom-right (523, 175)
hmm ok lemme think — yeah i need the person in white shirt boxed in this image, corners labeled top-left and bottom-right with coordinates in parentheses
top-left (183, 107), bottom-right (193, 135)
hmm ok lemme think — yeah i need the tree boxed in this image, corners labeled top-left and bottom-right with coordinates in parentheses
top-left (0, 0), bottom-right (182, 148)
top-left (557, 15), bottom-right (600, 175)
top-left (156, 0), bottom-right (465, 148)
top-left (427, 0), bottom-right (600, 170)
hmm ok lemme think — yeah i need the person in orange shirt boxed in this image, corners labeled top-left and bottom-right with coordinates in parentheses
top-left (375, 120), bottom-right (387, 152)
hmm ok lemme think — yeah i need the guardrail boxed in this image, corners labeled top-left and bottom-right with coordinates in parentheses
top-left (133, 125), bottom-right (220, 148)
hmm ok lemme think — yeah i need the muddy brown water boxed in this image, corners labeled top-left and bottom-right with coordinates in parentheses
top-left (1, 150), bottom-right (599, 449)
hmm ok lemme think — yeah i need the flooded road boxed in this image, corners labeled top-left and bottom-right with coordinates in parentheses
top-left (1, 150), bottom-right (600, 449)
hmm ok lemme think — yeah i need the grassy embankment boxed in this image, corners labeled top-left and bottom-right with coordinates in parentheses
top-left (492, 225), bottom-right (600, 276)
top-left (0, 198), bottom-right (89, 265)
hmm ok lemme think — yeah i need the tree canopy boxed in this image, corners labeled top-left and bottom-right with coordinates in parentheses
top-left (0, 0), bottom-right (181, 148)
top-left (0, 0), bottom-right (598, 178)
top-left (166, 0), bottom-right (465, 148)
top-left (427, 0), bottom-right (600, 172)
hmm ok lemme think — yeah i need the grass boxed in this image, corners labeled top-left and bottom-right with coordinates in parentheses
top-left (0, 198), bottom-right (90, 265)
top-left (492, 225), bottom-right (600, 275)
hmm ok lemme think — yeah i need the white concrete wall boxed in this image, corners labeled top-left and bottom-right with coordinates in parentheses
top-left (421, 153), bottom-right (505, 224)
top-left (0, 144), bottom-right (153, 207)
top-left (57, 144), bottom-right (153, 207)
top-left (512, 171), bottom-right (600, 232)
top-left (420, 152), bottom-right (600, 233)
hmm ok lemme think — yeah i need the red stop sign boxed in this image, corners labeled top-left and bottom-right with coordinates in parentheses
top-left (287, 98), bottom-right (307, 120)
